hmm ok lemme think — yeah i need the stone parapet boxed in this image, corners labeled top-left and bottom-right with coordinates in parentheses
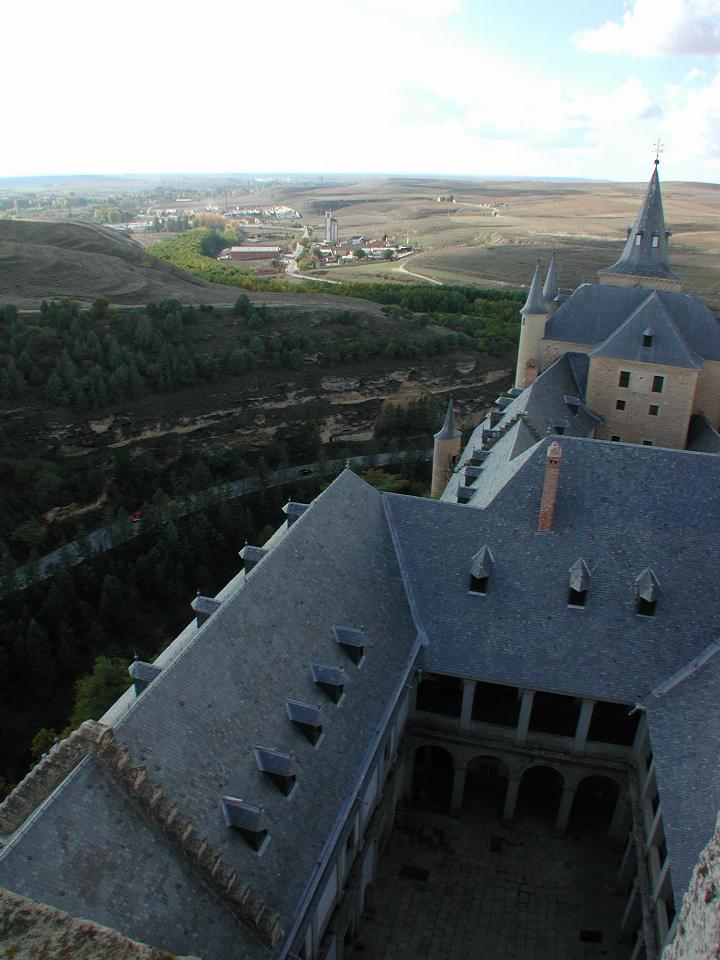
top-left (0, 720), bottom-right (108, 835)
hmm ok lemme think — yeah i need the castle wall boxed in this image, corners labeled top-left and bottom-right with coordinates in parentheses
top-left (586, 358), bottom-right (697, 449)
top-left (515, 313), bottom-right (547, 389)
top-left (542, 339), bottom-right (591, 370)
top-left (692, 359), bottom-right (720, 428)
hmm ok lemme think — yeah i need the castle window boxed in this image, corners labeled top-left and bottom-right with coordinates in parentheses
top-left (643, 334), bottom-right (653, 348)
top-left (619, 371), bottom-right (630, 388)
top-left (652, 375), bottom-right (664, 393)
top-left (649, 405), bottom-right (659, 416)
top-left (568, 587), bottom-right (587, 607)
top-left (616, 400), bottom-right (626, 411)
top-left (642, 440), bottom-right (653, 446)
top-left (634, 235), bottom-right (641, 245)
top-left (470, 574), bottom-right (488, 594)
top-left (637, 596), bottom-right (656, 617)
top-left (652, 234), bottom-right (659, 248)
top-left (611, 435), bottom-right (621, 442)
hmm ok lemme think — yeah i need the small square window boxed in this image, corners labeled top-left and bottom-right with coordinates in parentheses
top-left (649, 405), bottom-right (659, 416)
top-left (618, 371), bottom-right (630, 388)
top-left (616, 400), bottom-right (626, 411)
top-left (652, 375), bottom-right (664, 393)
top-left (611, 435), bottom-right (621, 442)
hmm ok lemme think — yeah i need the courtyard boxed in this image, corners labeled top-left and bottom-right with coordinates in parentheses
top-left (348, 802), bottom-right (631, 960)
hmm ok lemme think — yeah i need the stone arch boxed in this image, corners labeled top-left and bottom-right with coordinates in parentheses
top-left (516, 764), bottom-right (565, 826)
top-left (568, 774), bottom-right (622, 839)
top-left (463, 754), bottom-right (510, 820)
top-left (411, 744), bottom-right (454, 811)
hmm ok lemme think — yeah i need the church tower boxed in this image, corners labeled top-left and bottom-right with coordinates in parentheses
top-left (514, 259), bottom-right (548, 389)
top-left (431, 399), bottom-right (461, 498)
top-left (598, 162), bottom-right (682, 292)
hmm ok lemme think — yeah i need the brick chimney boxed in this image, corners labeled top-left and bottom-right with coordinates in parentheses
top-left (538, 441), bottom-right (562, 532)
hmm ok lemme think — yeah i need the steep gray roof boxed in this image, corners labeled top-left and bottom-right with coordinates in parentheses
top-left (435, 398), bottom-right (461, 440)
top-left (646, 653), bottom-right (720, 895)
top-left (543, 252), bottom-right (558, 304)
top-left (520, 259), bottom-right (548, 316)
top-left (599, 164), bottom-right (682, 283)
top-left (589, 292), bottom-right (702, 369)
top-left (0, 470), bottom-right (419, 959)
top-left (545, 283), bottom-right (720, 361)
top-left (387, 437), bottom-right (720, 703)
top-left (687, 414), bottom-right (720, 454)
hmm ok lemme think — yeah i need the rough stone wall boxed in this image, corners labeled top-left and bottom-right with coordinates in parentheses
top-left (586, 357), bottom-right (696, 449)
top-left (662, 814), bottom-right (720, 960)
top-left (541, 339), bottom-right (590, 371)
top-left (0, 885), bottom-right (201, 960)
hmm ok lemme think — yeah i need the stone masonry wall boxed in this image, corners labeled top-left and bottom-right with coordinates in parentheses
top-left (586, 357), bottom-right (696, 449)
top-left (662, 813), bottom-right (720, 960)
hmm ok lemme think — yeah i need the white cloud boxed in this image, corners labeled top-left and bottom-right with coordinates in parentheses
top-left (574, 0), bottom-right (720, 57)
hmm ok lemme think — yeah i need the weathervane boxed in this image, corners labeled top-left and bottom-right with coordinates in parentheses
top-left (653, 137), bottom-right (664, 166)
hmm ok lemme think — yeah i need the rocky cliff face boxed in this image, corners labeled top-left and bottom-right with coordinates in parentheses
top-left (0, 885), bottom-right (201, 960)
top-left (662, 813), bottom-right (720, 960)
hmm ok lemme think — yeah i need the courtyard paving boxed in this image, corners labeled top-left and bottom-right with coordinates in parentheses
top-left (349, 805), bottom-right (631, 960)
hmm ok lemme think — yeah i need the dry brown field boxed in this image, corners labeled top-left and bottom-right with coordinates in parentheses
top-left (279, 176), bottom-right (720, 307)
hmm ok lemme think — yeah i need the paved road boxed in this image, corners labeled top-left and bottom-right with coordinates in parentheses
top-left (7, 450), bottom-right (431, 591)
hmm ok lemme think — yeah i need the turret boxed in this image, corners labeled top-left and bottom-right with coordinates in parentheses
top-left (514, 259), bottom-right (548, 390)
top-left (598, 162), bottom-right (682, 292)
top-left (431, 399), bottom-right (461, 498)
top-left (543, 252), bottom-right (559, 313)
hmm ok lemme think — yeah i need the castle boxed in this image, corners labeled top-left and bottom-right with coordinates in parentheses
top-left (0, 166), bottom-right (719, 960)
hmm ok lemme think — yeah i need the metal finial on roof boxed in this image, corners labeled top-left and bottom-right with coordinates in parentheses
top-left (435, 398), bottom-right (461, 440)
top-left (543, 252), bottom-right (558, 303)
top-left (521, 259), bottom-right (548, 315)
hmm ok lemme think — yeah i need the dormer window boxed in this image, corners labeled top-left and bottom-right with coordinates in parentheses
top-left (333, 625), bottom-right (369, 665)
top-left (469, 546), bottom-right (493, 594)
top-left (568, 558), bottom-right (590, 608)
top-left (636, 567), bottom-right (659, 617)
top-left (254, 747), bottom-right (297, 796)
top-left (652, 233), bottom-right (659, 248)
top-left (286, 699), bottom-right (322, 744)
top-left (643, 331), bottom-right (653, 348)
top-left (634, 234), bottom-right (642, 246)
top-left (221, 797), bottom-right (269, 851)
top-left (310, 662), bottom-right (347, 703)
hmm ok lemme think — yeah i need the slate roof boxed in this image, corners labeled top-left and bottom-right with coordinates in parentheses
top-left (599, 165), bottom-right (682, 283)
top-left (441, 353), bottom-right (599, 507)
top-left (645, 653), bottom-right (720, 895)
top-left (387, 437), bottom-right (720, 704)
top-left (521, 259), bottom-right (548, 315)
top-left (589, 293), bottom-right (701, 370)
top-left (686, 414), bottom-right (720, 453)
top-left (0, 470), bottom-right (419, 959)
top-left (544, 284), bottom-right (720, 361)
top-left (435, 398), bottom-right (461, 440)
top-left (543, 252), bottom-right (558, 304)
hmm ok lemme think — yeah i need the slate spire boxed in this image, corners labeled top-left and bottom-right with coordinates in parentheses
top-left (435, 398), bottom-right (461, 440)
top-left (543, 252), bottom-right (558, 304)
top-left (600, 163), bottom-right (681, 284)
top-left (521, 259), bottom-right (548, 315)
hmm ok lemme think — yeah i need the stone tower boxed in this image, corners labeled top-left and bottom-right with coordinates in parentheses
top-left (431, 399), bottom-right (461, 498)
top-left (514, 259), bottom-right (549, 390)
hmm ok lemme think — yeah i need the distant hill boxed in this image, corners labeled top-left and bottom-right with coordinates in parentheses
top-left (0, 220), bottom-right (247, 307)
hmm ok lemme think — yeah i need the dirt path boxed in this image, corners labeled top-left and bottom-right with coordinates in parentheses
top-left (393, 257), bottom-right (442, 285)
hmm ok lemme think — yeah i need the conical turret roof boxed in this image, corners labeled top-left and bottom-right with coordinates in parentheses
top-left (600, 163), bottom-right (681, 283)
top-left (543, 252), bottom-right (558, 303)
top-left (435, 398), bottom-right (461, 440)
top-left (521, 260), bottom-right (548, 315)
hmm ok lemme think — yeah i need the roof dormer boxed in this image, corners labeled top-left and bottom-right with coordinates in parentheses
top-left (636, 567), bottom-right (659, 617)
top-left (469, 545), bottom-right (494, 594)
top-left (568, 558), bottom-right (590, 608)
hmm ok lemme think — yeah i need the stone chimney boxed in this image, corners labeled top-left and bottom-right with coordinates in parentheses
top-left (538, 441), bottom-right (562, 532)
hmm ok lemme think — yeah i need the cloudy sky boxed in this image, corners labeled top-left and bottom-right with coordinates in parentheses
top-left (1, 0), bottom-right (719, 182)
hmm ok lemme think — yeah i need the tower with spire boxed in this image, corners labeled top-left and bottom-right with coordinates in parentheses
top-left (431, 398), bottom-right (462, 498)
top-left (598, 161), bottom-right (682, 292)
top-left (514, 258), bottom-right (549, 390)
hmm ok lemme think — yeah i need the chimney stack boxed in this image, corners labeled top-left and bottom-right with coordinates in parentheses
top-left (538, 441), bottom-right (562, 532)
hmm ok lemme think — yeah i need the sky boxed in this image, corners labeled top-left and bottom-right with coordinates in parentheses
top-left (1, 0), bottom-right (719, 182)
